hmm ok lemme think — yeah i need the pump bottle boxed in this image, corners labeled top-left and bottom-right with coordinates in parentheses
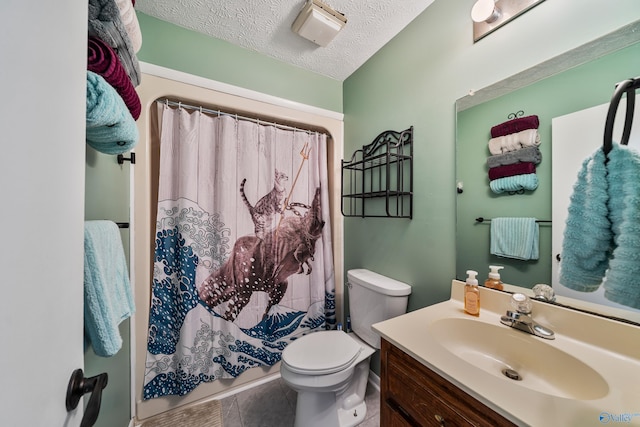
top-left (464, 270), bottom-right (480, 316)
top-left (485, 265), bottom-right (504, 290)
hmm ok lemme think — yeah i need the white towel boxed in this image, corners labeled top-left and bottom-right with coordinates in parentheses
top-left (115, 0), bottom-right (142, 52)
top-left (488, 129), bottom-right (541, 155)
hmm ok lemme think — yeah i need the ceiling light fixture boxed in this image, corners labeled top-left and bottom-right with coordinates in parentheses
top-left (472, 0), bottom-right (546, 42)
top-left (471, 0), bottom-right (501, 24)
top-left (292, 0), bottom-right (347, 47)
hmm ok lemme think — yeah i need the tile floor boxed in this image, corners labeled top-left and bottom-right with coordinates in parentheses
top-left (220, 376), bottom-right (380, 427)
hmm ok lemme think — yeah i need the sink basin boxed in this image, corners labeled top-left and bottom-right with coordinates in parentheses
top-left (429, 318), bottom-right (609, 400)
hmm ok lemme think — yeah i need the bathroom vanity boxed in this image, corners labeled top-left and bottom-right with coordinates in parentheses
top-left (381, 338), bottom-right (515, 426)
top-left (373, 280), bottom-right (640, 426)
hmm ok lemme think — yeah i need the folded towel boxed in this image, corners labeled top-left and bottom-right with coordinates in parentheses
top-left (602, 144), bottom-right (640, 309)
top-left (491, 217), bottom-right (539, 260)
top-left (488, 162), bottom-right (536, 180)
top-left (559, 148), bottom-right (612, 292)
top-left (88, 0), bottom-right (141, 86)
top-left (88, 36), bottom-right (141, 120)
top-left (488, 129), bottom-right (541, 155)
top-left (487, 146), bottom-right (542, 168)
top-left (491, 115), bottom-right (540, 138)
top-left (84, 221), bottom-right (135, 357)
top-left (115, 0), bottom-right (142, 53)
top-left (489, 173), bottom-right (538, 194)
top-left (86, 71), bottom-right (139, 154)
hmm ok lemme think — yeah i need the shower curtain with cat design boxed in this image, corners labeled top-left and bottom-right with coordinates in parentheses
top-left (143, 103), bottom-right (335, 399)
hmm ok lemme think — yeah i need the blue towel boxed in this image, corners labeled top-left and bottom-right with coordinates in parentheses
top-left (559, 148), bottom-right (612, 292)
top-left (490, 217), bottom-right (539, 260)
top-left (84, 220), bottom-right (135, 357)
top-left (560, 143), bottom-right (640, 310)
top-left (86, 71), bottom-right (139, 155)
top-left (603, 144), bottom-right (640, 309)
top-left (489, 173), bottom-right (538, 194)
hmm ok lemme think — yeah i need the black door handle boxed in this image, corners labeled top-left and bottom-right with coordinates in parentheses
top-left (66, 369), bottom-right (108, 427)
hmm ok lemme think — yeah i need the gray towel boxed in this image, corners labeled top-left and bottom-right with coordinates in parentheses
top-left (89, 0), bottom-right (141, 86)
top-left (487, 147), bottom-right (542, 168)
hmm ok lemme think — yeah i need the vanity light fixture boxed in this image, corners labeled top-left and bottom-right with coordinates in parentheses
top-left (471, 0), bottom-right (546, 42)
top-left (292, 0), bottom-right (347, 47)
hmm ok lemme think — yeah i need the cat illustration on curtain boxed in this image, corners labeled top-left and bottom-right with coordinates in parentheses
top-left (197, 183), bottom-right (324, 323)
top-left (239, 169), bottom-right (288, 240)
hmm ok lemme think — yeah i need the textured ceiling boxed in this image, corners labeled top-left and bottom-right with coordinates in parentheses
top-left (135, 0), bottom-right (436, 81)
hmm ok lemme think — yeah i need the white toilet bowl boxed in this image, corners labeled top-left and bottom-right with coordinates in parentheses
top-left (281, 269), bottom-right (411, 427)
top-left (280, 331), bottom-right (375, 427)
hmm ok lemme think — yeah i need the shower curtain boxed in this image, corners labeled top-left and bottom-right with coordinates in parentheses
top-left (143, 103), bottom-right (335, 399)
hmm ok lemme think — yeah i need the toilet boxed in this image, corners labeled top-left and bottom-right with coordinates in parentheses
top-left (280, 269), bottom-right (411, 427)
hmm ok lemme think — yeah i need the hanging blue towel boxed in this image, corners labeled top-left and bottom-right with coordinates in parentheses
top-left (602, 143), bottom-right (640, 309)
top-left (84, 220), bottom-right (135, 357)
top-left (559, 148), bottom-right (612, 292)
top-left (490, 217), bottom-right (539, 260)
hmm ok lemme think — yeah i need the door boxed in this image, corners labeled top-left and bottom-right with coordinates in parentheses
top-left (0, 2), bottom-right (88, 426)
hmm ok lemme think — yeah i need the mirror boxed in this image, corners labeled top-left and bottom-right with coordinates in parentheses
top-left (455, 20), bottom-right (640, 324)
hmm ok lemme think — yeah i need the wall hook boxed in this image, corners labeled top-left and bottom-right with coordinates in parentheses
top-left (117, 152), bottom-right (136, 165)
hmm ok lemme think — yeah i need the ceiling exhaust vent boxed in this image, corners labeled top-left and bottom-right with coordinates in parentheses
top-left (292, 0), bottom-right (347, 47)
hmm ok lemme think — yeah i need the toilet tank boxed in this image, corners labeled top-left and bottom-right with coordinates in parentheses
top-left (347, 269), bottom-right (411, 349)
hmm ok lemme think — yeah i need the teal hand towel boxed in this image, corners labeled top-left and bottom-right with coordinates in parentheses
top-left (559, 148), bottom-right (612, 292)
top-left (603, 143), bottom-right (640, 309)
top-left (84, 220), bottom-right (135, 357)
top-left (490, 217), bottom-right (539, 260)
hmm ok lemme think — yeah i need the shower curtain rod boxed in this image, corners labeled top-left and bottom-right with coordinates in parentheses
top-left (161, 99), bottom-right (327, 136)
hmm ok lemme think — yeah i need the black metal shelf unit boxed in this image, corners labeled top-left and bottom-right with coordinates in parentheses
top-left (341, 127), bottom-right (413, 218)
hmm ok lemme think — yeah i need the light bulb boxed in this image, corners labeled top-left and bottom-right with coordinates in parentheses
top-left (471, 0), bottom-right (501, 23)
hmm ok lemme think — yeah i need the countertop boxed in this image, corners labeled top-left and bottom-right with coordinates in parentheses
top-left (372, 280), bottom-right (640, 426)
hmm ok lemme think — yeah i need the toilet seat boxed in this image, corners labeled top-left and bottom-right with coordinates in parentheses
top-left (282, 331), bottom-right (362, 375)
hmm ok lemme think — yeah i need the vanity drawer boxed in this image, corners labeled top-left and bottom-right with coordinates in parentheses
top-left (381, 339), bottom-right (516, 427)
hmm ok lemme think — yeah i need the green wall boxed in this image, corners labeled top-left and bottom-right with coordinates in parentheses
top-left (343, 0), bottom-right (640, 318)
top-left (136, 13), bottom-right (343, 113)
top-left (456, 43), bottom-right (640, 287)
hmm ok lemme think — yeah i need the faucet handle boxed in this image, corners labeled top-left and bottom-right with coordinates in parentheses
top-left (532, 284), bottom-right (556, 302)
top-left (510, 293), bottom-right (532, 314)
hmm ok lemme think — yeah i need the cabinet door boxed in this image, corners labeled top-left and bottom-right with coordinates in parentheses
top-left (381, 339), bottom-right (516, 427)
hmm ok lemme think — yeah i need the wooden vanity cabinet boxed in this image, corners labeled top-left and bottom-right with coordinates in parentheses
top-left (380, 339), bottom-right (517, 427)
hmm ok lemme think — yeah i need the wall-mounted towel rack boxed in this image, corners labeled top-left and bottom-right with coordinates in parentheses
top-left (507, 110), bottom-right (525, 120)
top-left (603, 76), bottom-right (640, 155)
top-left (475, 217), bottom-right (550, 223)
top-left (116, 222), bottom-right (129, 228)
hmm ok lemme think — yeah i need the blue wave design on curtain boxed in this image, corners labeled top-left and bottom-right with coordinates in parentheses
top-left (144, 216), bottom-right (335, 399)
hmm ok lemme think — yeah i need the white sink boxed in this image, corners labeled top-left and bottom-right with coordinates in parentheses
top-left (429, 317), bottom-right (609, 400)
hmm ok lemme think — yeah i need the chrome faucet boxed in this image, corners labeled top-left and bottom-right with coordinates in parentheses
top-left (500, 293), bottom-right (555, 340)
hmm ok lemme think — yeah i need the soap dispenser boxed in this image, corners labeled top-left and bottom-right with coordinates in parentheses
top-left (485, 265), bottom-right (504, 290)
top-left (464, 270), bottom-right (480, 316)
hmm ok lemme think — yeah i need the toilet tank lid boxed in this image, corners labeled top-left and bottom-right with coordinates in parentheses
top-left (347, 269), bottom-right (411, 296)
